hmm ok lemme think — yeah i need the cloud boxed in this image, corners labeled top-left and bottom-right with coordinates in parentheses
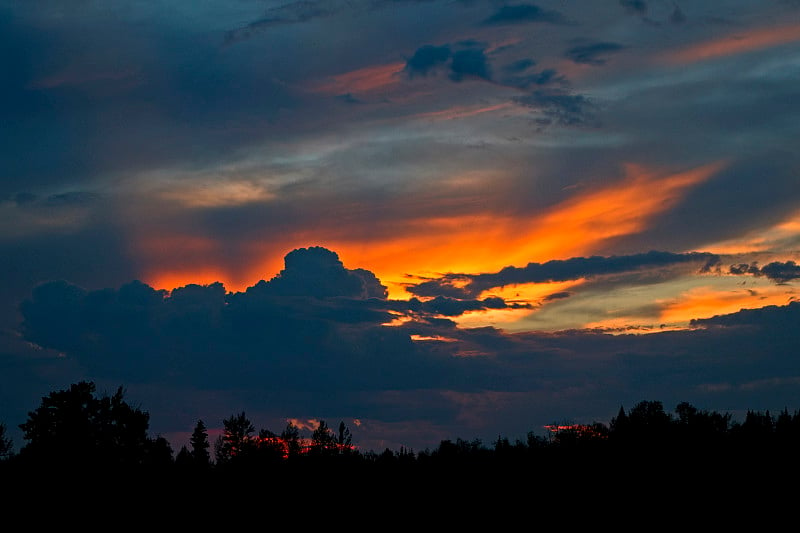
top-left (14, 247), bottom-right (800, 451)
top-left (513, 89), bottom-right (594, 125)
top-left (691, 301), bottom-right (800, 329)
top-left (565, 42), bottom-right (626, 65)
top-left (251, 246), bottom-right (389, 299)
top-left (729, 261), bottom-right (800, 284)
top-left (18, 247), bottom-right (529, 392)
top-left (449, 48), bottom-right (492, 81)
top-left (407, 251), bottom-right (720, 298)
top-left (505, 58), bottom-right (536, 73)
top-left (224, 1), bottom-right (340, 45)
top-left (404, 44), bottom-right (452, 77)
top-left (619, 0), bottom-right (647, 15)
top-left (482, 4), bottom-right (568, 26)
top-left (670, 5), bottom-right (686, 24)
top-left (404, 43), bottom-right (491, 82)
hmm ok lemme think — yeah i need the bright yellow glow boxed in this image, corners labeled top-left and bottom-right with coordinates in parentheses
top-left (452, 280), bottom-right (583, 329)
top-left (157, 181), bottom-right (274, 208)
top-left (410, 334), bottom-right (458, 342)
top-left (139, 162), bottom-right (722, 302)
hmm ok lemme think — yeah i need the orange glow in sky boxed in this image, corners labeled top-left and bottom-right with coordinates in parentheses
top-left (141, 161), bottom-right (724, 299)
top-left (658, 285), bottom-right (796, 324)
top-left (308, 61), bottom-right (405, 95)
top-left (662, 22), bottom-right (800, 65)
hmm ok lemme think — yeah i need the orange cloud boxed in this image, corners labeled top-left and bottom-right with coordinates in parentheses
top-left (308, 61), bottom-right (405, 95)
top-left (409, 102), bottom-right (515, 121)
top-left (139, 161), bottom-right (722, 298)
top-left (662, 22), bottom-right (800, 65)
top-left (658, 285), bottom-right (796, 324)
top-left (320, 162), bottom-right (724, 297)
top-left (701, 210), bottom-right (800, 255)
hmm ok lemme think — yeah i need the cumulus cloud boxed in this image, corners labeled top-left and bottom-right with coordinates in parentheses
top-left (251, 246), bottom-right (389, 299)
top-left (14, 246), bottom-right (800, 451)
top-left (18, 247), bottom-right (527, 391)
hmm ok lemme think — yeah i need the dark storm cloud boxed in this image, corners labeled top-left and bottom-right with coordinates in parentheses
top-left (482, 4), bottom-right (569, 25)
top-left (407, 251), bottom-right (720, 298)
top-left (729, 261), bottom-right (800, 284)
top-left (17, 247), bottom-right (525, 392)
top-left (565, 42), bottom-right (626, 65)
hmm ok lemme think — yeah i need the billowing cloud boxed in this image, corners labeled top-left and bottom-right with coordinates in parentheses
top-left (3, 0), bottom-right (800, 453)
top-left (17, 262), bottom-right (800, 450)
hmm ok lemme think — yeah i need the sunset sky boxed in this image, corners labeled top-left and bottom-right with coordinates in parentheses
top-left (2, 0), bottom-right (800, 452)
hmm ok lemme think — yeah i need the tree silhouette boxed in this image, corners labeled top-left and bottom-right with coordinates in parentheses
top-left (0, 423), bottom-right (12, 459)
top-left (215, 411), bottom-right (256, 465)
top-left (280, 421), bottom-right (302, 459)
top-left (310, 420), bottom-right (336, 455)
top-left (189, 419), bottom-right (211, 467)
top-left (337, 421), bottom-right (353, 450)
top-left (18, 381), bottom-right (151, 469)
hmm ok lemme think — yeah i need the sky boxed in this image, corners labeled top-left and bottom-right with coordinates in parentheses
top-left (2, 0), bottom-right (800, 453)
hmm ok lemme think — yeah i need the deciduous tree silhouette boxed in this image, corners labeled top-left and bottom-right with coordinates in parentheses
top-left (18, 381), bottom-right (151, 469)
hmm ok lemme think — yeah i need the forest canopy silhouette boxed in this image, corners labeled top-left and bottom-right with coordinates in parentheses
top-left (4, 380), bottom-right (800, 490)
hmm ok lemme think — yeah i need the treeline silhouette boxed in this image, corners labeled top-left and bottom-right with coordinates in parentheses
top-left (3, 381), bottom-right (800, 502)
